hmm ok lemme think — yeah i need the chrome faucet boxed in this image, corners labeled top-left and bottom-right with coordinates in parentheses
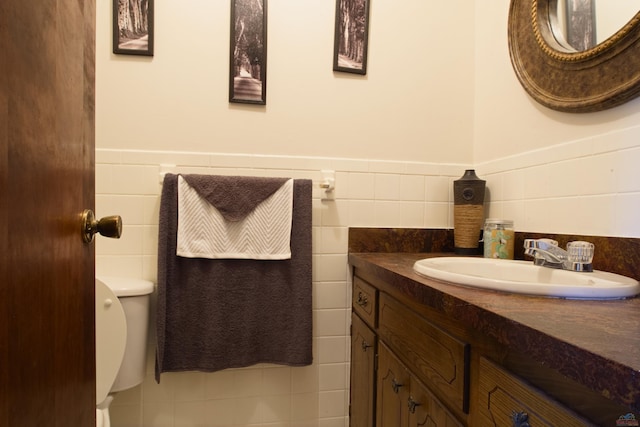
top-left (523, 238), bottom-right (594, 272)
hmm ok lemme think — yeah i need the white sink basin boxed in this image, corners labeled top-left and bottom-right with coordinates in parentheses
top-left (413, 257), bottom-right (640, 299)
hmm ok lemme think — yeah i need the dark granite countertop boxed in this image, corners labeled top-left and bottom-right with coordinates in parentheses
top-left (349, 251), bottom-right (640, 412)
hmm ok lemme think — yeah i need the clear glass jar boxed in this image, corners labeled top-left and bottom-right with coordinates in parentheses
top-left (483, 219), bottom-right (515, 259)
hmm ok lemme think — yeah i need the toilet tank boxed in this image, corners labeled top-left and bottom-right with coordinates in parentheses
top-left (97, 276), bottom-right (154, 393)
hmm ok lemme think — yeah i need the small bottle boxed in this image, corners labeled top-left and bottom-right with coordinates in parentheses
top-left (483, 219), bottom-right (515, 259)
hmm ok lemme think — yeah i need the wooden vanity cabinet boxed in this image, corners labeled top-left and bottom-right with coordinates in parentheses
top-left (350, 269), bottom-right (599, 427)
top-left (351, 274), bottom-right (466, 427)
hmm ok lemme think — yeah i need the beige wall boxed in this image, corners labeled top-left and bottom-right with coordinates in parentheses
top-left (96, 0), bottom-right (475, 163)
top-left (95, 1), bottom-right (640, 426)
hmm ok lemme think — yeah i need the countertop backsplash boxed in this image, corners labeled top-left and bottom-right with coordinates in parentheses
top-left (348, 227), bottom-right (640, 282)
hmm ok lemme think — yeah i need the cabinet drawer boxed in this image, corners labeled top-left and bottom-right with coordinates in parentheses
top-left (353, 276), bottom-right (377, 328)
top-left (378, 293), bottom-right (469, 414)
top-left (478, 357), bottom-right (595, 426)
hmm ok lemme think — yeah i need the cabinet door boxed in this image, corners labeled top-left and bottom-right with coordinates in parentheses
top-left (378, 293), bottom-right (470, 413)
top-left (409, 376), bottom-right (463, 427)
top-left (378, 343), bottom-right (463, 427)
top-left (377, 343), bottom-right (411, 427)
top-left (350, 313), bottom-right (377, 427)
top-left (478, 357), bottom-right (596, 426)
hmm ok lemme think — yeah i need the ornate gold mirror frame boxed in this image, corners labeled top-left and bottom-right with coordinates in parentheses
top-left (508, 0), bottom-right (640, 112)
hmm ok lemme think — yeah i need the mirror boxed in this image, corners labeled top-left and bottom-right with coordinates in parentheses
top-left (508, 0), bottom-right (640, 112)
top-left (552, 0), bottom-right (640, 51)
top-left (552, 0), bottom-right (596, 51)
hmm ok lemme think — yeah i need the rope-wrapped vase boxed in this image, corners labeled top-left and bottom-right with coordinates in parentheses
top-left (453, 170), bottom-right (485, 255)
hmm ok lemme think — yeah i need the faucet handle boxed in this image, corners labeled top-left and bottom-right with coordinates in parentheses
top-left (523, 238), bottom-right (565, 267)
top-left (538, 238), bottom-right (559, 248)
top-left (566, 241), bottom-right (594, 272)
top-left (567, 241), bottom-right (594, 264)
top-left (523, 238), bottom-right (558, 252)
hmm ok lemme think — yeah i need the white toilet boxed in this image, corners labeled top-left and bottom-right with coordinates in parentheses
top-left (95, 276), bottom-right (154, 427)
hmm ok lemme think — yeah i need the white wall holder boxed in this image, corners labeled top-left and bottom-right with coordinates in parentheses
top-left (320, 170), bottom-right (335, 201)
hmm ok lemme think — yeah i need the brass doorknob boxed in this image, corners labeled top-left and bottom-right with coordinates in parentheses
top-left (81, 209), bottom-right (122, 243)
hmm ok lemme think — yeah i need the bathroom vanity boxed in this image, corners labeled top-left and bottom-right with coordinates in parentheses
top-left (349, 251), bottom-right (640, 426)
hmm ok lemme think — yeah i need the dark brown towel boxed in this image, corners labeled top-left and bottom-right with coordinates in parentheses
top-left (155, 174), bottom-right (312, 382)
top-left (181, 174), bottom-right (289, 222)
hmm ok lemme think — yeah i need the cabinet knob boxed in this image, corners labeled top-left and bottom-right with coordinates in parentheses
top-left (391, 379), bottom-right (403, 393)
top-left (407, 397), bottom-right (421, 414)
top-left (361, 339), bottom-right (372, 352)
top-left (511, 411), bottom-right (530, 427)
top-left (356, 292), bottom-right (368, 307)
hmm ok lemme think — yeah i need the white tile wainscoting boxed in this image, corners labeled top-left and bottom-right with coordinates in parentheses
top-left (96, 148), bottom-right (460, 427)
top-left (96, 131), bottom-right (640, 426)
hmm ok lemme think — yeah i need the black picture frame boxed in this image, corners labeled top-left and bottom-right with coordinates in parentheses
top-left (113, 0), bottom-right (154, 56)
top-left (333, 0), bottom-right (370, 75)
top-left (229, 0), bottom-right (268, 105)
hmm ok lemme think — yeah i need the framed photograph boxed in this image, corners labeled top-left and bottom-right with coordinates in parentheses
top-left (113, 0), bottom-right (154, 56)
top-left (333, 0), bottom-right (370, 75)
top-left (229, 0), bottom-right (268, 105)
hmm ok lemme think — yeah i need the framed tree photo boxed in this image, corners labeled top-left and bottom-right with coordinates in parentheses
top-left (113, 0), bottom-right (154, 56)
top-left (333, 0), bottom-right (370, 75)
top-left (229, 0), bottom-right (267, 105)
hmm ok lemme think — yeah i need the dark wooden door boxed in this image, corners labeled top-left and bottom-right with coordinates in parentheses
top-left (1, 1), bottom-right (96, 426)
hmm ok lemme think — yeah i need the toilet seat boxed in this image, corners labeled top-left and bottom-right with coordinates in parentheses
top-left (95, 278), bottom-right (127, 407)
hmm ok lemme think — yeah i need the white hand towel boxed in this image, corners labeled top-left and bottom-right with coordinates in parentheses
top-left (177, 175), bottom-right (293, 259)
